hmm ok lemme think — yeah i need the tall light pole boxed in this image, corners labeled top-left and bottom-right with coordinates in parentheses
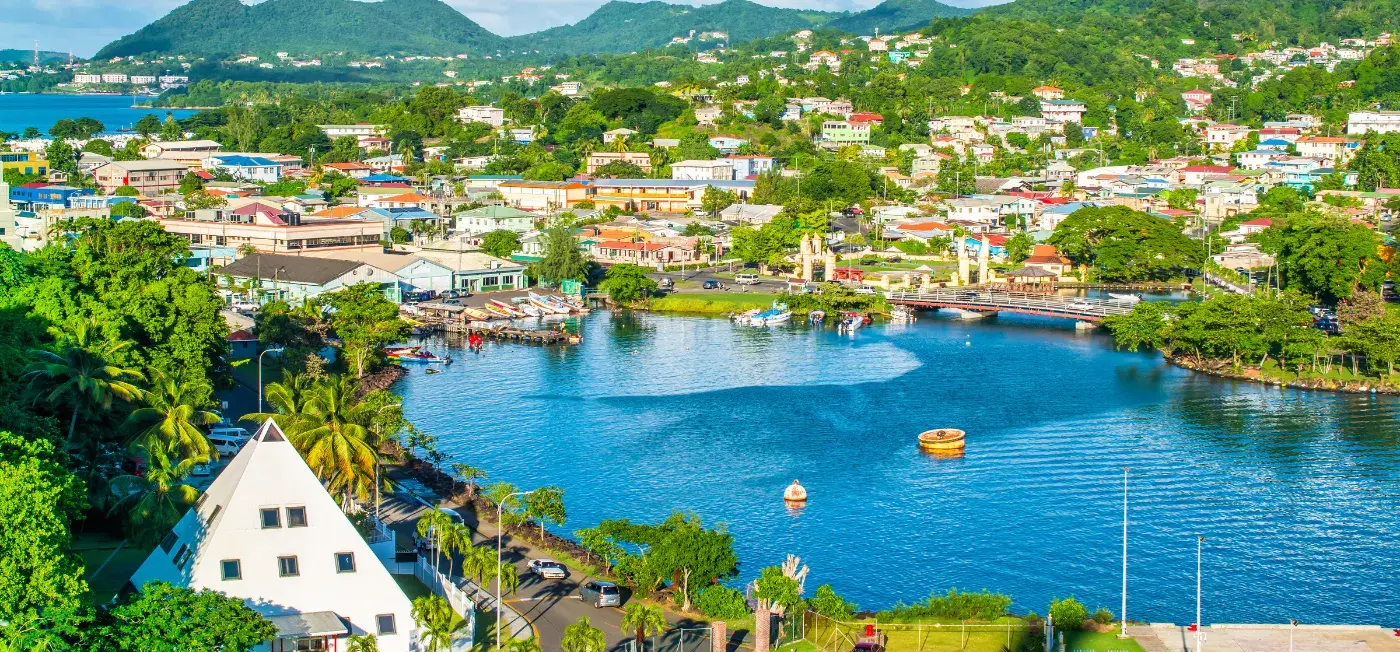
top-left (257, 346), bottom-right (284, 413)
top-left (496, 488), bottom-right (539, 649)
top-left (1120, 468), bottom-right (1129, 638)
top-left (1195, 535), bottom-right (1205, 652)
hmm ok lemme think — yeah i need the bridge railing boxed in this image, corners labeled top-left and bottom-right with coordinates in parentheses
top-left (885, 289), bottom-right (1140, 317)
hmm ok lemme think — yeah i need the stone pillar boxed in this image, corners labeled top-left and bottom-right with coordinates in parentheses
top-left (711, 620), bottom-right (727, 652)
top-left (977, 236), bottom-right (990, 285)
top-left (957, 238), bottom-right (970, 286)
top-left (754, 606), bottom-right (771, 652)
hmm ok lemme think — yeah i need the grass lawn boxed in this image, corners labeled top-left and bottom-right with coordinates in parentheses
top-left (649, 292), bottom-right (782, 314)
top-left (1062, 631), bottom-right (1146, 652)
top-left (74, 532), bottom-right (151, 605)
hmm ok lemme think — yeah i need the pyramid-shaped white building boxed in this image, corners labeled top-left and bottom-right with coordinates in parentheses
top-left (129, 419), bottom-right (418, 651)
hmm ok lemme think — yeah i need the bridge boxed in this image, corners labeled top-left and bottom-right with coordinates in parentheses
top-left (885, 288), bottom-right (1142, 322)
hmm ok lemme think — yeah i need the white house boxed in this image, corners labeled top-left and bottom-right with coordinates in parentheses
top-left (204, 155), bottom-right (283, 183)
top-left (671, 160), bottom-right (735, 181)
top-left (127, 420), bottom-right (422, 651)
top-left (458, 105), bottom-right (506, 127)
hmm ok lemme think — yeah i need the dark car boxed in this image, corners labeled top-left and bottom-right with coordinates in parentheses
top-left (703, 279), bottom-right (721, 289)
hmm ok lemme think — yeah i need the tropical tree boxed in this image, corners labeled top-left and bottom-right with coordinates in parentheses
top-left (417, 508), bottom-right (453, 574)
top-left (23, 320), bottom-right (144, 443)
top-left (560, 616), bottom-right (607, 652)
top-left (440, 522), bottom-right (474, 580)
top-left (451, 463), bottom-right (488, 498)
top-left (621, 602), bottom-right (667, 649)
top-left (123, 370), bottom-right (219, 464)
top-left (108, 445), bottom-right (200, 545)
top-left (411, 596), bottom-right (469, 652)
top-left (345, 633), bottom-right (379, 652)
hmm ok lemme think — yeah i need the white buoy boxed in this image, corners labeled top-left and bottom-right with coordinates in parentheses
top-left (783, 480), bottom-right (808, 503)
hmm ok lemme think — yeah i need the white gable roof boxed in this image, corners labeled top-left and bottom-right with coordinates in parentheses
top-left (129, 419), bottom-right (417, 650)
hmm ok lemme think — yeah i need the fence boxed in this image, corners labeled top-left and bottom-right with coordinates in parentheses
top-left (415, 558), bottom-right (477, 651)
top-left (802, 611), bottom-right (1038, 652)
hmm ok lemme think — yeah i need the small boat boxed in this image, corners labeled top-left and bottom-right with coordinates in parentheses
top-left (1108, 293), bottom-right (1143, 304)
top-left (808, 310), bottom-right (826, 325)
top-left (918, 428), bottom-right (966, 451)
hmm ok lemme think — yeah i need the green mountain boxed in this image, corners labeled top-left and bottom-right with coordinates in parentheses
top-left (93, 0), bottom-right (506, 59)
top-left (514, 0), bottom-right (839, 56)
top-left (826, 0), bottom-right (974, 35)
top-left (0, 50), bottom-right (70, 65)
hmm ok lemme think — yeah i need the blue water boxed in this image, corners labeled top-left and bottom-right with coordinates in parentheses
top-left (0, 94), bottom-right (196, 135)
top-left (397, 311), bottom-right (1400, 626)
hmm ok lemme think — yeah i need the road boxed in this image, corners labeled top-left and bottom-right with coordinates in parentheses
top-left (376, 483), bottom-right (750, 652)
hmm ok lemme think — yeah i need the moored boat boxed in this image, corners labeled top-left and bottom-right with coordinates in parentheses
top-left (918, 428), bottom-right (966, 451)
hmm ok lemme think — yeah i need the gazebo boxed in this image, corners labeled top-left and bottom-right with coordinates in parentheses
top-left (1005, 266), bottom-right (1058, 293)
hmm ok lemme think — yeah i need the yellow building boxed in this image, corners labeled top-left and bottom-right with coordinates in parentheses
top-left (1, 152), bottom-right (48, 177)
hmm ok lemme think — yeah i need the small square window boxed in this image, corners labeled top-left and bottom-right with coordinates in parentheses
top-left (286, 506), bottom-right (307, 528)
top-left (261, 508), bottom-right (281, 529)
top-left (376, 614), bottom-right (397, 635)
top-left (159, 531), bottom-right (179, 554)
top-left (335, 552), bottom-right (356, 573)
top-left (221, 559), bottom-right (241, 580)
top-left (278, 556), bottom-right (299, 577)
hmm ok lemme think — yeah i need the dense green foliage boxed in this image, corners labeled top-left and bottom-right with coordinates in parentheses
top-left (879, 588), bottom-right (1013, 622)
top-left (1048, 206), bottom-right (1202, 281)
top-left (96, 0), bottom-right (507, 59)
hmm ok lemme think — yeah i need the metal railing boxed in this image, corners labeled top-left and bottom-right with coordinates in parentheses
top-left (885, 288), bottom-right (1141, 319)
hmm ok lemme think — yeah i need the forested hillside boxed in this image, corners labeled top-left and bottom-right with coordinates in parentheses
top-left (93, 0), bottom-right (507, 59)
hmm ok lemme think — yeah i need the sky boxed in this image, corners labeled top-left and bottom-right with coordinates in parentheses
top-left (4, 0), bottom-right (997, 57)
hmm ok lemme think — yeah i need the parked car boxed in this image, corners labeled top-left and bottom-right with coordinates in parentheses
top-left (528, 559), bottom-right (568, 579)
top-left (735, 273), bottom-right (760, 285)
top-left (702, 279), bottom-right (721, 289)
top-left (580, 580), bottom-right (621, 608)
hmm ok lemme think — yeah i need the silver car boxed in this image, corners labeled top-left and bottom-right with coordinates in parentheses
top-left (580, 580), bottom-right (621, 608)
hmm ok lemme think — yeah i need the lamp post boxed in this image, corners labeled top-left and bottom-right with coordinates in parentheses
top-left (257, 346), bottom-right (284, 413)
top-left (1120, 468), bottom-right (1129, 638)
top-left (1195, 535), bottom-right (1205, 652)
top-left (496, 488), bottom-right (539, 649)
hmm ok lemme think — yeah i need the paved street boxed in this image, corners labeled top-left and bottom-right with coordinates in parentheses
top-left (376, 482), bottom-right (748, 652)
top-left (1130, 625), bottom-right (1400, 652)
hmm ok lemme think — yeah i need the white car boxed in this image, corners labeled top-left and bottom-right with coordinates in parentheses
top-left (528, 559), bottom-right (568, 579)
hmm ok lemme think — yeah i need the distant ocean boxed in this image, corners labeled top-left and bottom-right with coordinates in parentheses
top-left (0, 94), bottom-right (198, 136)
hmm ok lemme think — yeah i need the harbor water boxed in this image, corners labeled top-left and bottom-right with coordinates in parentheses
top-left (396, 311), bottom-right (1400, 625)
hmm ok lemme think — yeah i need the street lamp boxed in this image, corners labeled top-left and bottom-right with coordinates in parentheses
top-left (496, 488), bottom-right (540, 649)
top-left (1195, 535), bottom-right (1205, 652)
top-left (1120, 468), bottom-right (1129, 639)
top-left (257, 346), bottom-right (285, 413)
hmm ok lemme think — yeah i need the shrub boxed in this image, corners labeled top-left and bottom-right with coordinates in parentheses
top-left (694, 586), bottom-right (749, 620)
top-left (808, 584), bottom-right (857, 620)
top-left (1048, 597), bottom-right (1087, 630)
top-left (1091, 607), bottom-right (1114, 625)
top-left (878, 589), bottom-right (1012, 622)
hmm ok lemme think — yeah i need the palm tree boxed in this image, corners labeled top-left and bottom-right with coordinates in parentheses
top-left (440, 522), bottom-right (474, 580)
top-left (621, 602), bottom-right (667, 650)
top-left (410, 596), bottom-right (468, 652)
top-left (417, 508), bottom-right (453, 573)
top-left (560, 616), bottom-right (606, 652)
top-left (124, 370), bottom-right (219, 464)
top-left (345, 633), bottom-right (379, 652)
top-left (23, 320), bottom-right (144, 444)
top-left (451, 463), bottom-right (488, 498)
top-left (498, 560), bottom-right (520, 596)
top-left (256, 376), bottom-right (378, 504)
top-left (108, 445), bottom-right (200, 545)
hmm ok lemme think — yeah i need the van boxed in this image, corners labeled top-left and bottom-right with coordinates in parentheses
top-left (209, 434), bottom-right (248, 458)
top-left (735, 273), bottom-right (759, 285)
top-left (580, 580), bottom-right (621, 608)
